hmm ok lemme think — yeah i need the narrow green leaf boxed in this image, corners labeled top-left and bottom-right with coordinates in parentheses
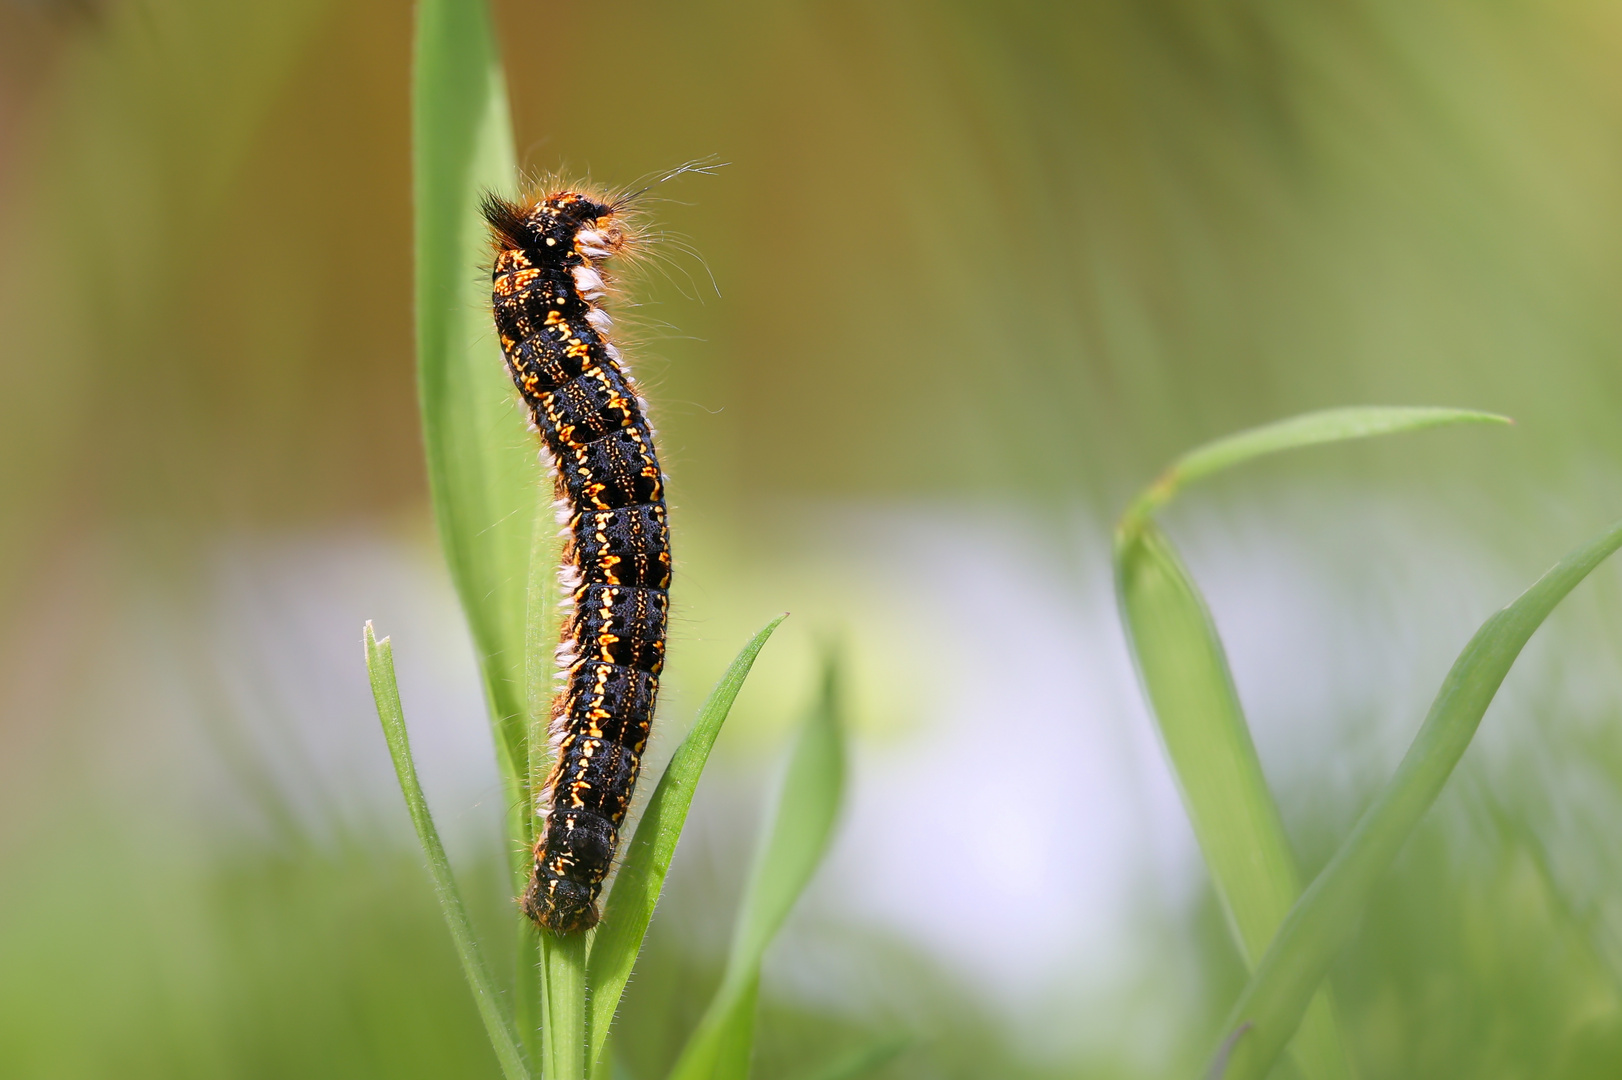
top-left (1116, 404), bottom-right (1513, 1079)
top-left (543, 931), bottom-right (587, 1080)
top-left (526, 485), bottom-right (564, 845)
top-left (586, 615), bottom-right (790, 1072)
top-left (1124, 407), bottom-right (1511, 528)
top-left (412, 0), bottom-right (535, 887)
top-left (515, 929), bottom-right (543, 1077)
top-left (1115, 522), bottom-right (1350, 1080)
top-left (1208, 515), bottom-right (1622, 1080)
top-left (796, 1036), bottom-right (910, 1080)
top-left (525, 489), bottom-right (564, 1072)
top-left (666, 651), bottom-right (847, 1080)
top-left (364, 623), bottom-right (533, 1080)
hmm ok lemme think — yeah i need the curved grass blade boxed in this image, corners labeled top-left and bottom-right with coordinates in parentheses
top-left (585, 615), bottom-right (790, 1075)
top-left (1206, 514), bottom-right (1622, 1080)
top-left (1123, 406), bottom-right (1511, 529)
top-left (412, 0), bottom-right (535, 886)
top-left (1116, 521), bottom-right (1351, 1080)
top-left (1117, 405), bottom-right (1512, 1079)
top-left (665, 649), bottom-right (847, 1080)
top-left (364, 623), bottom-right (533, 1080)
top-left (796, 1035), bottom-right (910, 1080)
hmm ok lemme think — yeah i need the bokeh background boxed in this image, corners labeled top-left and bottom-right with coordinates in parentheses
top-left (6, 1), bottom-right (1622, 1077)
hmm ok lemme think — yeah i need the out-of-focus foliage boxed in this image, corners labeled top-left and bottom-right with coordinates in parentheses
top-left (5, 0), bottom-right (1622, 1077)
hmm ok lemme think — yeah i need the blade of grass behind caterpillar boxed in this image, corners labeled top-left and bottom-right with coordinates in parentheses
top-left (584, 615), bottom-right (790, 1077)
top-left (662, 647), bottom-right (847, 1080)
top-left (412, 0), bottom-right (534, 882)
top-left (1116, 406), bottom-right (1510, 1080)
top-left (1206, 513), bottom-right (1622, 1079)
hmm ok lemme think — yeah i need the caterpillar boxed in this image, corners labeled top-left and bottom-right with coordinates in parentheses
top-left (482, 182), bottom-right (671, 935)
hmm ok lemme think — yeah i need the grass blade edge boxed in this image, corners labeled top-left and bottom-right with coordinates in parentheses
top-left (364, 623), bottom-right (532, 1080)
top-left (1205, 514), bottom-right (1622, 1079)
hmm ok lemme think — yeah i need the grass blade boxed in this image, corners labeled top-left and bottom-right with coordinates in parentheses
top-left (1116, 405), bottom-right (1512, 1078)
top-left (666, 650), bottom-right (847, 1080)
top-left (1115, 521), bottom-right (1351, 1080)
top-left (522, 487), bottom-right (563, 1067)
top-left (1207, 515), bottom-right (1622, 1080)
top-left (364, 623), bottom-right (532, 1080)
top-left (544, 932), bottom-right (587, 1080)
top-left (796, 1036), bottom-right (910, 1080)
top-left (412, 0), bottom-right (534, 883)
top-left (1123, 406), bottom-right (1511, 528)
top-left (586, 614), bottom-right (790, 1073)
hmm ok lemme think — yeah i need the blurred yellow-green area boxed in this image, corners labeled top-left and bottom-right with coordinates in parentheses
top-left (6, 1), bottom-right (1622, 1077)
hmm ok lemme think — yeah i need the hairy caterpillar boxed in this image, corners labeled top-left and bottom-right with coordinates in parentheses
top-left (482, 181), bottom-right (672, 934)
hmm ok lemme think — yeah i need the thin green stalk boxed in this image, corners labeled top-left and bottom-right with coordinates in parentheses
top-left (365, 623), bottom-right (532, 1080)
top-left (1116, 521), bottom-right (1349, 1080)
top-left (526, 485), bottom-right (563, 845)
top-left (413, 0), bottom-right (542, 1065)
top-left (666, 653), bottom-right (847, 1080)
top-left (515, 929), bottom-right (543, 1077)
top-left (1116, 406), bottom-right (1509, 1079)
top-left (1122, 406), bottom-right (1511, 529)
top-left (544, 932), bottom-right (588, 1080)
top-left (524, 487), bottom-right (564, 1067)
top-left (796, 1036), bottom-right (911, 1080)
top-left (411, 0), bottom-right (531, 887)
top-left (586, 615), bottom-right (790, 1074)
top-left (1207, 514), bottom-right (1622, 1079)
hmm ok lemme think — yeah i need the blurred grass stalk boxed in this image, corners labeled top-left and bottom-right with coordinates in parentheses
top-left (1115, 408), bottom-right (1511, 1080)
top-left (366, 624), bottom-right (533, 1080)
top-left (1211, 510), bottom-right (1622, 1080)
top-left (585, 616), bottom-right (791, 1075)
top-left (411, 0), bottom-right (544, 1064)
top-left (369, 608), bottom-right (793, 1078)
top-left (665, 656), bottom-right (847, 1080)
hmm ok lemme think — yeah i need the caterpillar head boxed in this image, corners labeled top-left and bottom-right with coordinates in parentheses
top-left (482, 190), bottom-right (629, 263)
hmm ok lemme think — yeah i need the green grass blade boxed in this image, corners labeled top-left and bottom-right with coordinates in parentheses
top-left (1207, 514), bottom-right (1622, 1080)
top-left (515, 925), bottom-right (543, 1075)
top-left (543, 932), bottom-right (587, 1080)
top-left (1124, 407), bottom-right (1511, 527)
top-left (526, 486), bottom-right (564, 844)
top-left (666, 651), bottom-right (847, 1080)
top-left (1115, 521), bottom-right (1350, 1080)
top-left (586, 615), bottom-right (790, 1073)
top-left (1116, 405), bottom-right (1513, 1078)
top-left (795, 1036), bottom-right (910, 1080)
top-left (412, 0), bottom-right (534, 881)
top-left (523, 488), bottom-right (563, 1069)
top-left (364, 623), bottom-right (533, 1080)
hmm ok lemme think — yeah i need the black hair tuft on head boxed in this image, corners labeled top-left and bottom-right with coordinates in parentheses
top-left (480, 192), bottom-right (532, 251)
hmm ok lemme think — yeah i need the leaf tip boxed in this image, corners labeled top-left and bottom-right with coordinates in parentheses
top-left (1204, 1021), bottom-right (1254, 1080)
top-left (363, 620), bottom-right (390, 649)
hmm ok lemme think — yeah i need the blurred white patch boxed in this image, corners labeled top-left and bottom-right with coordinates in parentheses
top-left (65, 488), bottom-right (1622, 1060)
top-left (793, 506), bottom-right (1194, 996)
top-left (131, 527), bottom-right (507, 862)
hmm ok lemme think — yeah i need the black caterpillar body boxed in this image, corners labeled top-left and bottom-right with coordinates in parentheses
top-left (482, 187), bottom-right (669, 935)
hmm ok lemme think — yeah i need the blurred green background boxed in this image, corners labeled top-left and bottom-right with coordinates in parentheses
top-left (5, 1), bottom-right (1622, 1077)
